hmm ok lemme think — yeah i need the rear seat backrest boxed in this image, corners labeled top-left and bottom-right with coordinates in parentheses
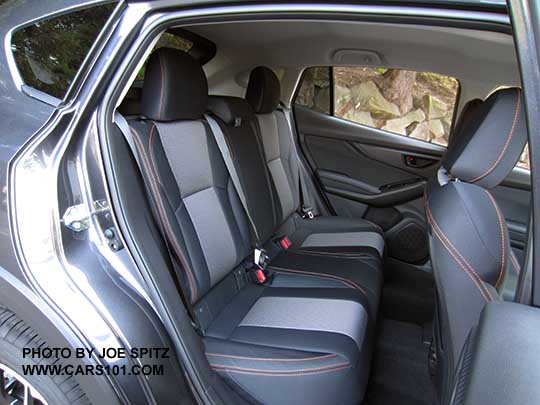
top-left (131, 48), bottom-right (252, 302)
top-left (207, 95), bottom-right (279, 243)
top-left (246, 66), bottom-right (301, 224)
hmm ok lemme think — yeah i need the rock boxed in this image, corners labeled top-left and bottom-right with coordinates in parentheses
top-left (313, 79), bottom-right (330, 88)
top-left (351, 81), bottom-right (400, 119)
top-left (383, 109), bottom-right (426, 135)
top-left (296, 82), bottom-right (314, 108)
top-left (314, 87), bottom-right (330, 113)
top-left (343, 110), bottom-right (375, 127)
top-left (427, 119), bottom-right (445, 138)
top-left (432, 136), bottom-right (448, 147)
top-left (410, 121), bottom-right (431, 142)
top-left (335, 84), bottom-right (352, 111)
top-left (423, 94), bottom-right (447, 119)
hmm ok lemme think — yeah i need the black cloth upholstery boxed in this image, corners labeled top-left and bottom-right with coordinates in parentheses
top-left (141, 48), bottom-right (208, 121)
top-left (207, 95), bottom-right (383, 312)
top-left (442, 88), bottom-right (527, 189)
top-left (202, 283), bottom-right (372, 405)
top-left (245, 67), bottom-right (386, 260)
top-left (127, 50), bottom-right (381, 405)
top-left (246, 66), bottom-right (281, 114)
top-left (426, 87), bottom-right (527, 400)
top-left (207, 95), bottom-right (278, 243)
top-left (425, 180), bottom-right (504, 372)
top-left (207, 95), bottom-right (253, 125)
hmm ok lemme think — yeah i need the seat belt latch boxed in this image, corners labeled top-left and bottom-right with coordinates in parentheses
top-left (301, 206), bottom-right (315, 220)
top-left (249, 248), bottom-right (270, 285)
top-left (280, 236), bottom-right (292, 250)
top-left (254, 248), bottom-right (269, 270)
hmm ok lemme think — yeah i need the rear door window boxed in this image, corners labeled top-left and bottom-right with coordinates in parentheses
top-left (11, 3), bottom-right (116, 99)
top-left (296, 66), bottom-right (460, 147)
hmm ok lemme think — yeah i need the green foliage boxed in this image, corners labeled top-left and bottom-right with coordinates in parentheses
top-left (11, 3), bottom-right (115, 99)
top-left (416, 71), bottom-right (459, 98)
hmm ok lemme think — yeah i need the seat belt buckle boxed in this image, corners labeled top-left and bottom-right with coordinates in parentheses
top-left (279, 236), bottom-right (292, 250)
top-left (254, 248), bottom-right (269, 270)
top-left (254, 269), bottom-right (266, 283)
top-left (249, 248), bottom-right (271, 285)
top-left (301, 206), bottom-right (315, 219)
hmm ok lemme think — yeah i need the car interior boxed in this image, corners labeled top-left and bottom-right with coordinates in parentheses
top-left (107, 16), bottom-right (530, 405)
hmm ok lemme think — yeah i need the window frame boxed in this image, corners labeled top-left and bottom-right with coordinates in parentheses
top-left (293, 65), bottom-right (462, 148)
top-left (7, 1), bottom-right (120, 106)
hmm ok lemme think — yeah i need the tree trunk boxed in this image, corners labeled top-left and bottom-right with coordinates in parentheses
top-left (380, 69), bottom-right (417, 114)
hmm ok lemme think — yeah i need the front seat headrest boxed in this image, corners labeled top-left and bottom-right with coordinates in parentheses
top-left (442, 87), bottom-right (527, 189)
top-left (141, 47), bottom-right (208, 121)
top-left (246, 66), bottom-right (281, 114)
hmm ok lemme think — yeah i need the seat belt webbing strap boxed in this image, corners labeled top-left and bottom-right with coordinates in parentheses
top-left (204, 114), bottom-right (262, 247)
top-left (280, 109), bottom-right (318, 218)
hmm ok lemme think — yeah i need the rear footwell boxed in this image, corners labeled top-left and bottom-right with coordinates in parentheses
top-left (364, 319), bottom-right (437, 405)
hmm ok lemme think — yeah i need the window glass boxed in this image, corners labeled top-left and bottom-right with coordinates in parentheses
top-left (517, 144), bottom-right (530, 170)
top-left (296, 66), bottom-right (460, 146)
top-left (11, 3), bottom-right (116, 99)
top-left (335, 67), bottom-right (459, 145)
top-left (135, 33), bottom-right (193, 81)
top-left (295, 67), bottom-right (331, 114)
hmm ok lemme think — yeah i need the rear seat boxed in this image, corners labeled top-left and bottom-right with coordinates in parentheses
top-left (246, 66), bottom-right (385, 259)
top-left (127, 48), bottom-right (377, 404)
top-left (206, 96), bottom-right (382, 316)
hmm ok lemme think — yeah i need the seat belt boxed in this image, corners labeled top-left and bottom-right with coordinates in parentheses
top-left (280, 108), bottom-right (318, 219)
top-left (114, 112), bottom-right (203, 333)
top-left (204, 114), bottom-right (270, 277)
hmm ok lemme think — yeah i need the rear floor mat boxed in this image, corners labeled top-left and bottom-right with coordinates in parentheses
top-left (381, 260), bottom-right (435, 324)
top-left (364, 319), bottom-right (438, 405)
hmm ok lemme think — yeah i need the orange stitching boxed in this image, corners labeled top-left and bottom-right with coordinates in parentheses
top-left (131, 127), bottom-right (198, 301)
top-left (424, 193), bottom-right (491, 302)
top-left (294, 249), bottom-right (374, 259)
top-left (484, 190), bottom-right (506, 287)
top-left (212, 365), bottom-right (351, 377)
top-left (206, 353), bottom-right (337, 362)
top-left (469, 90), bottom-right (521, 183)
top-left (268, 266), bottom-right (368, 297)
top-left (209, 362), bottom-right (349, 374)
top-left (424, 193), bottom-right (494, 300)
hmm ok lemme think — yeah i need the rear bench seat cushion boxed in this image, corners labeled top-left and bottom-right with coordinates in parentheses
top-left (203, 283), bottom-right (372, 405)
top-left (281, 213), bottom-right (385, 258)
top-left (268, 248), bottom-right (382, 318)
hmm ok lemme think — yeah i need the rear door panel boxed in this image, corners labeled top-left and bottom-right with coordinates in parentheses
top-left (295, 105), bottom-right (530, 266)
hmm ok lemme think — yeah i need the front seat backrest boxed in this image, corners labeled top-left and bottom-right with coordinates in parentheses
top-left (425, 87), bottom-right (527, 399)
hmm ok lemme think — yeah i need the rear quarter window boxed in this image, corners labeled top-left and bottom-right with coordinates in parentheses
top-left (11, 3), bottom-right (116, 99)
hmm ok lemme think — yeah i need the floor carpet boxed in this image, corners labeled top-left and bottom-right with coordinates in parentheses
top-left (364, 320), bottom-right (437, 405)
top-left (364, 263), bottom-right (438, 405)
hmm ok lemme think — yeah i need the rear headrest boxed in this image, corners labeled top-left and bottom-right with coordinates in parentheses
top-left (442, 87), bottom-right (527, 189)
top-left (246, 66), bottom-right (281, 114)
top-left (141, 48), bottom-right (208, 121)
top-left (207, 96), bottom-right (253, 126)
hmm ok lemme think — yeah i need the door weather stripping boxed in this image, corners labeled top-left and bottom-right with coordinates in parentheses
top-left (62, 200), bottom-right (109, 232)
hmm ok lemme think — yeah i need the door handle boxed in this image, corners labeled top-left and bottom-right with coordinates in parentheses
top-left (404, 154), bottom-right (437, 169)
